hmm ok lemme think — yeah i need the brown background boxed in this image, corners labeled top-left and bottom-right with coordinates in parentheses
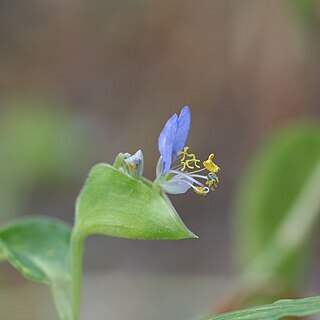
top-left (0, 1), bottom-right (319, 318)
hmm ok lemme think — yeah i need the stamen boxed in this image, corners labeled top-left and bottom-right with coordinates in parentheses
top-left (203, 153), bottom-right (220, 173)
top-left (188, 173), bottom-right (209, 180)
top-left (206, 172), bottom-right (219, 190)
top-left (181, 180), bottom-right (210, 195)
top-left (206, 180), bottom-right (218, 190)
top-left (186, 167), bottom-right (206, 174)
top-left (127, 162), bottom-right (137, 170)
top-left (171, 163), bottom-right (184, 170)
top-left (173, 153), bottom-right (183, 161)
top-left (178, 147), bottom-right (201, 171)
top-left (193, 186), bottom-right (210, 195)
top-left (207, 172), bottom-right (219, 183)
top-left (170, 169), bottom-right (205, 186)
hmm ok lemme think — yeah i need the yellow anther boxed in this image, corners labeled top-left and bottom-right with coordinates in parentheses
top-left (206, 179), bottom-right (214, 186)
top-left (194, 186), bottom-right (209, 195)
top-left (207, 172), bottom-right (219, 183)
top-left (205, 172), bottom-right (219, 190)
top-left (203, 153), bottom-right (220, 173)
top-left (128, 162), bottom-right (137, 170)
top-left (178, 147), bottom-right (201, 171)
top-left (206, 179), bottom-right (218, 190)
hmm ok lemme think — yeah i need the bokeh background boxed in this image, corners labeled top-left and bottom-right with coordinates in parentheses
top-left (0, 1), bottom-right (319, 319)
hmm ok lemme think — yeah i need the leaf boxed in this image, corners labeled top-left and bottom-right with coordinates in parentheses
top-left (287, 0), bottom-right (318, 30)
top-left (0, 98), bottom-right (91, 222)
top-left (234, 123), bottom-right (320, 284)
top-left (206, 295), bottom-right (320, 320)
top-left (0, 249), bottom-right (4, 262)
top-left (0, 217), bottom-right (72, 320)
top-left (74, 163), bottom-right (196, 240)
top-left (70, 163), bottom-right (197, 320)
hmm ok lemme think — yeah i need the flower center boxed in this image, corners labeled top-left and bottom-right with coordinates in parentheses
top-left (172, 147), bottom-right (220, 195)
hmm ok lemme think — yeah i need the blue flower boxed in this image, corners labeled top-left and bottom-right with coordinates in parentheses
top-left (117, 106), bottom-right (220, 196)
top-left (155, 106), bottom-right (220, 195)
top-left (158, 105), bottom-right (191, 174)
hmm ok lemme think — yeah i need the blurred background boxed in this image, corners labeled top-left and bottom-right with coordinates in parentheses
top-left (0, 1), bottom-right (319, 319)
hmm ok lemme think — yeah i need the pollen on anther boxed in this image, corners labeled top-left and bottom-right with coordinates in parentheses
top-left (203, 153), bottom-right (220, 173)
top-left (194, 186), bottom-right (210, 195)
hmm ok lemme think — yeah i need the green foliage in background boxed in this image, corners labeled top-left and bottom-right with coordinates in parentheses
top-left (0, 217), bottom-right (72, 320)
top-left (207, 295), bottom-right (320, 320)
top-left (0, 98), bottom-right (89, 221)
top-left (287, 0), bottom-right (319, 30)
top-left (234, 123), bottom-right (320, 287)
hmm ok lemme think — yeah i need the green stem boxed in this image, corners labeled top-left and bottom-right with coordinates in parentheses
top-left (71, 230), bottom-right (85, 320)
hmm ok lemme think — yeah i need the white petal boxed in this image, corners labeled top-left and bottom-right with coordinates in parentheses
top-left (124, 149), bottom-right (144, 176)
top-left (158, 176), bottom-right (192, 194)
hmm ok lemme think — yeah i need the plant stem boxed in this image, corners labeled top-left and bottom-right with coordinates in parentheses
top-left (71, 230), bottom-right (85, 320)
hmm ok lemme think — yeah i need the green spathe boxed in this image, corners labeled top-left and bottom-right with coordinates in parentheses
top-left (70, 163), bottom-right (197, 319)
top-left (74, 163), bottom-right (197, 240)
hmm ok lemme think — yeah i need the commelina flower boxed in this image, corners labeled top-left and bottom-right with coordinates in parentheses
top-left (120, 106), bottom-right (220, 195)
top-left (155, 106), bottom-right (220, 195)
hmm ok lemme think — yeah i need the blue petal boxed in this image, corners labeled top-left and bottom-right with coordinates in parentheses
top-left (172, 106), bottom-right (191, 156)
top-left (158, 113), bottom-right (179, 173)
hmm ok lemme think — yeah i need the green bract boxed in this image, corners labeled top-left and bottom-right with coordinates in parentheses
top-left (74, 163), bottom-right (196, 240)
top-left (69, 161), bottom-right (197, 319)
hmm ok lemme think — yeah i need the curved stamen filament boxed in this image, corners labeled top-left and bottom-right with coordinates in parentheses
top-left (188, 173), bottom-right (208, 180)
top-left (184, 167), bottom-right (206, 175)
top-left (170, 170), bottom-right (205, 187)
top-left (171, 164), bottom-right (184, 170)
top-left (182, 180), bottom-right (210, 195)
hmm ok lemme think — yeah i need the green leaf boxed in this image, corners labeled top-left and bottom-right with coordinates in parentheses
top-left (74, 163), bottom-right (196, 240)
top-left (234, 123), bottom-right (320, 284)
top-left (0, 249), bottom-right (4, 262)
top-left (287, 0), bottom-right (318, 30)
top-left (0, 217), bottom-right (72, 320)
top-left (70, 163), bottom-right (196, 319)
top-left (206, 295), bottom-right (320, 320)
